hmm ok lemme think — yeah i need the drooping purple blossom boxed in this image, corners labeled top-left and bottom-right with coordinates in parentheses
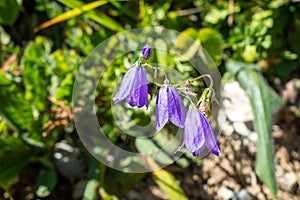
top-left (141, 45), bottom-right (152, 59)
top-left (175, 109), bottom-right (220, 156)
top-left (156, 85), bottom-right (186, 131)
top-left (113, 65), bottom-right (148, 108)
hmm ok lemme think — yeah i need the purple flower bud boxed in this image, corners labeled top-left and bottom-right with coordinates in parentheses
top-left (156, 85), bottom-right (186, 131)
top-left (113, 65), bottom-right (148, 108)
top-left (142, 45), bottom-right (152, 59)
top-left (175, 109), bottom-right (220, 156)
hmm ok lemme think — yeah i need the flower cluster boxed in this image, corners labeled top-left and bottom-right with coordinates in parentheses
top-left (113, 45), bottom-right (220, 157)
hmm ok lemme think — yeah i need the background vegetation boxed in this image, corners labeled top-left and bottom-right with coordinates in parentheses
top-left (0, 0), bottom-right (299, 199)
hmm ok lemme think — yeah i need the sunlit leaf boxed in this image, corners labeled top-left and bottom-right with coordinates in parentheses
top-left (57, 0), bottom-right (124, 32)
top-left (0, 71), bottom-right (34, 131)
top-left (198, 28), bottom-right (223, 66)
top-left (22, 36), bottom-right (52, 112)
top-left (35, 0), bottom-right (109, 32)
top-left (153, 168), bottom-right (188, 200)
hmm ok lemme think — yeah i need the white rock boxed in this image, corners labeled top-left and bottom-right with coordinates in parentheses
top-left (233, 122), bottom-right (251, 136)
top-left (248, 132), bottom-right (258, 142)
top-left (217, 186), bottom-right (234, 200)
top-left (279, 172), bottom-right (297, 191)
top-left (222, 81), bottom-right (254, 122)
top-left (221, 120), bottom-right (234, 136)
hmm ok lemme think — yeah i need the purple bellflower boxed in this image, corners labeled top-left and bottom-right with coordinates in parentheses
top-left (142, 45), bottom-right (152, 59)
top-left (176, 109), bottom-right (220, 156)
top-left (156, 85), bottom-right (186, 131)
top-left (113, 65), bottom-right (148, 108)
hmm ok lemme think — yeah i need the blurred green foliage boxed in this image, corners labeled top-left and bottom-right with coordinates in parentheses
top-left (0, 0), bottom-right (299, 199)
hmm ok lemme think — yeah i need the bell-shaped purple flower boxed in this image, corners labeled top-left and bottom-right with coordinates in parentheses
top-left (156, 85), bottom-right (186, 131)
top-left (113, 65), bottom-right (148, 108)
top-left (176, 109), bottom-right (220, 156)
top-left (142, 45), bottom-right (152, 59)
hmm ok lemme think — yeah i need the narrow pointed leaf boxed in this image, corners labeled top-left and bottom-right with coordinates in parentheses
top-left (35, 1), bottom-right (108, 32)
top-left (152, 168), bottom-right (188, 200)
top-left (57, 0), bottom-right (124, 32)
top-left (226, 59), bottom-right (282, 200)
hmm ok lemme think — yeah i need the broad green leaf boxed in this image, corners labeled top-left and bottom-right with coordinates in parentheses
top-left (226, 60), bottom-right (282, 200)
top-left (0, 71), bottom-right (34, 131)
top-left (175, 27), bottom-right (223, 65)
top-left (152, 168), bottom-right (188, 200)
top-left (174, 28), bottom-right (198, 49)
top-left (35, 168), bottom-right (58, 198)
top-left (35, 1), bottom-right (108, 32)
top-left (57, 0), bottom-right (124, 32)
top-left (0, 0), bottom-right (19, 25)
top-left (198, 28), bottom-right (223, 66)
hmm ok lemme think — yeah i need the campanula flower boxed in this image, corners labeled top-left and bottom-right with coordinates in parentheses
top-left (113, 65), bottom-right (148, 108)
top-left (156, 85), bottom-right (186, 131)
top-left (176, 109), bottom-right (220, 156)
top-left (142, 45), bottom-right (152, 59)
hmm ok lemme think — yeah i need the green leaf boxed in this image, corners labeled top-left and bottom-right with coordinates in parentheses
top-left (174, 28), bottom-right (198, 49)
top-left (104, 168), bottom-right (144, 196)
top-left (226, 59), bottom-right (282, 200)
top-left (0, 148), bottom-right (32, 187)
top-left (83, 158), bottom-right (102, 200)
top-left (135, 137), bottom-right (173, 165)
top-left (22, 36), bottom-right (52, 112)
top-left (35, 168), bottom-right (58, 198)
top-left (152, 169), bottom-right (188, 200)
top-left (0, 0), bottom-right (19, 25)
top-left (198, 28), bottom-right (223, 66)
top-left (175, 27), bottom-right (223, 66)
top-left (35, 0), bottom-right (108, 32)
top-left (57, 0), bottom-right (124, 32)
top-left (54, 73), bottom-right (74, 101)
top-left (0, 71), bottom-right (34, 131)
top-left (154, 38), bottom-right (168, 66)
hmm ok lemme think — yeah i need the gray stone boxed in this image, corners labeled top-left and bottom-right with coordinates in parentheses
top-left (235, 189), bottom-right (251, 200)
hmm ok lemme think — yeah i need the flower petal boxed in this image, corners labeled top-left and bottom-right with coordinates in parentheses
top-left (184, 110), bottom-right (205, 154)
top-left (168, 87), bottom-right (186, 128)
top-left (156, 86), bottom-right (169, 131)
top-left (199, 112), bottom-right (220, 156)
top-left (113, 66), bottom-right (137, 104)
top-left (142, 45), bottom-right (152, 59)
top-left (126, 66), bottom-right (148, 108)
